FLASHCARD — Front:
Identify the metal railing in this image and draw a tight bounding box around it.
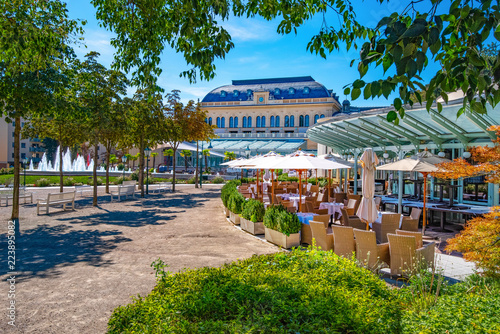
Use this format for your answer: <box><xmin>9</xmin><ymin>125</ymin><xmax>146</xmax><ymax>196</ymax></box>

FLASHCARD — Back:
<box><xmin>29</xmin><ymin>147</ymin><xmax>45</xmax><ymax>152</ymax></box>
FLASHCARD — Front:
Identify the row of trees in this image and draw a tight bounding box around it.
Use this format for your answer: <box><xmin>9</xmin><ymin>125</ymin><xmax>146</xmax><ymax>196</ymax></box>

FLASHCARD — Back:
<box><xmin>1</xmin><ymin>1</ymin><xmax>215</xmax><ymax>226</ymax></box>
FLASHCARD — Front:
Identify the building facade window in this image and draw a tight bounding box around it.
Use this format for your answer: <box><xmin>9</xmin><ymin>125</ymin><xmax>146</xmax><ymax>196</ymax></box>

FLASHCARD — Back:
<box><xmin>261</xmin><ymin>116</ymin><xmax>266</xmax><ymax>127</ymax></box>
<box><xmin>275</xmin><ymin>116</ymin><xmax>280</xmax><ymax>127</ymax></box>
<box><xmin>221</xmin><ymin>117</ymin><xmax>225</xmax><ymax>128</ymax></box>
<box><xmin>285</xmin><ymin>115</ymin><xmax>290</xmax><ymax>127</ymax></box>
<box><xmin>247</xmin><ymin>116</ymin><xmax>252</xmax><ymax>127</ymax></box>
<box><xmin>304</xmin><ymin>87</ymin><xmax>310</xmax><ymax>94</ymax></box>
<box><xmin>205</xmin><ymin>118</ymin><xmax>208</xmax><ymax>124</ymax></box>
<box><xmin>221</xmin><ymin>90</ymin><xmax>226</xmax><ymax>97</ymax></box>
<box><xmin>229</xmin><ymin>117</ymin><xmax>234</xmax><ymax>127</ymax></box>
<box><xmin>290</xmin><ymin>115</ymin><xmax>295</xmax><ymax>127</ymax></box>
<box><xmin>216</xmin><ymin>117</ymin><xmax>221</xmax><ymax>128</ymax></box>
<box><xmin>208</xmin><ymin>117</ymin><xmax>212</xmax><ymax>125</ymax></box>
<box><xmin>320</xmin><ymin>114</ymin><xmax>325</xmax><ymax>118</ymax></box>
<box><xmin>21</xmin><ymin>153</ymin><xmax>26</xmax><ymax>159</ymax></box>
<box><xmin>289</xmin><ymin>87</ymin><xmax>295</xmax><ymax>94</ymax></box>
<box><xmin>314</xmin><ymin>115</ymin><xmax>319</xmax><ymax>124</ymax></box>
<box><xmin>270</xmin><ymin>116</ymin><xmax>275</xmax><ymax>127</ymax></box>
<box><xmin>243</xmin><ymin>117</ymin><xmax>247</xmax><ymax>128</ymax></box>
<box><xmin>275</xmin><ymin>88</ymin><xmax>280</xmax><ymax>95</ymax></box>
<box><xmin>233</xmin><ymin>90</ymin><xmax>239</xmax><ymax>97</ymax></box>
<box><xmin>21</xmin><ymin>143</ymin><xmax>25</xmax><ymax>148</ymax></box>
<box><xmin>256</xmin><ymin>116</ymin><xmax>261</xmax><ymax>128</ymax></box>
<box><xmin>234</xmin><ymin>117</ymin><xmax>238</xmax><ymax>127</ymax></box>
<box><xmin>299</xmin><ymin>115</ymin><xmax>304</xmax><ymax>127</ymax></box>
<box><xmin>305</xmin><ymin>115</ymin><xmax>310</xmax><ymax>127</ymax></box>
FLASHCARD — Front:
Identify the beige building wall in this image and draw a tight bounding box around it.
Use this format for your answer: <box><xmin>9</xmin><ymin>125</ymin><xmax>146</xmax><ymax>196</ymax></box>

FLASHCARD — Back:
<box><xmin>0</xmin><ymin>117</ymin><xmax>36</xmax><ymax>168</ymax></box>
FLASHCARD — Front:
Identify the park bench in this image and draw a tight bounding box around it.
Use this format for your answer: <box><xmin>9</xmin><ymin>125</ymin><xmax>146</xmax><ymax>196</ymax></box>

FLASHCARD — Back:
<box><xmin>110</xmin><ymin>184</ymin><xmax>136</xmax><ymax>201</ymax></box>
<box><xmin>0</xmin><ymin>188</ymin><xmax>33</xmax><ymax>206</ymax></box>
<box><xmin>75</xmin><ymin>184</ymin><xmax>92</xmax><ymax>197</ymax></box>
<box><xmin>150</xmin><ymin>182</ymin><xmax>171</xmax><ymax>193</ymax></box>
<box><xmin>37</xmin><ymin>191</ymin><xmax>76</xmax><ymax>215</ymax></box>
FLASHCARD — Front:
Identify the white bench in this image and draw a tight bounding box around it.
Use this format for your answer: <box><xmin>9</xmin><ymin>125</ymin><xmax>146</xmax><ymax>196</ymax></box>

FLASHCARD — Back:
<box><xmin>75</xmin><ymin>185</ymin><xmax>92</xmax><ymax>197</ymax></box>
<box><xmin>37</xmin><ymin>191</ymin><xmax>76</xmax><ymax>215</ymax></box>
<box><xmin>122</xmin><ymin>180</ymin><xmax>137</xmax><ymax>188</ymax></box>
<box><xmin>0</xmin><ymin>189</ymin><xmax>33</xmax><ymax>206</ymax></box>
<box><xmin>150</xmin><ymin>182</ymin><xmax>171</xmax><ymax>193</ymax></box>
<box><xmin>110</xmin><ymin>185</ymin><xmax>136</xmax><ymax>201</ymax></box>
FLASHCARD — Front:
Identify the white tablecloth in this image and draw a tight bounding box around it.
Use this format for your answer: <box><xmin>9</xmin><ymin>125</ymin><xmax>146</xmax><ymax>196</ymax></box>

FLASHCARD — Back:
<box><xmin>319</xmin><ymin>202</ymin><xmax>344</xmax><ymax>216</ymax></box>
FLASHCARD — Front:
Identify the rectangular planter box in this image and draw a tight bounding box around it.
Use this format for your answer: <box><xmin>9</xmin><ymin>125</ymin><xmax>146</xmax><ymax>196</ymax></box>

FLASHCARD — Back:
<box><xmin>265</xmin><ymin>227</ymin><xmax>300</xmax><ymax>249</ymax></box>
<box><xmin>223</xmin><ymin>205</ymin><xmax>230</xmax><ymax>218</ymax></box>
<box><xmin>229</xmin><ymin>210</ymin><xmax>240</xmax><ymax>225</ymax></box>
<box><xmin>240</xmin><ymin>217</ymin><xmax>265</xmax><ymax>235</ymax></box>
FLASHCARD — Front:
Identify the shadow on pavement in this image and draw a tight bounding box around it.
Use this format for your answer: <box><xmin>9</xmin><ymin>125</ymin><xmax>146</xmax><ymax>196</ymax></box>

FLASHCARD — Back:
<box><xmin>0</xmin><ymin>224</ymin><xmax>131</xmax><ymax>282</ymax></box>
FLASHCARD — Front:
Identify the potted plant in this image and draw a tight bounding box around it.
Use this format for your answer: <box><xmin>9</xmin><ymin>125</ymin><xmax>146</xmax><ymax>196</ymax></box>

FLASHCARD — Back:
<box><xmin>263</xmin><ymin>205</ymin><xmax>301</xmax><ymax>249</ymax></box>
<box><xmin>240</xmin><ymin>199</ymin><xmax>266</xmax><ymax>235</ymax></box>
<box><xmin>228</xmin><ymin>191</ymin><xmax>245</xmax><ymax>225</ymax></box>
<box><xmin>221</xmin><ymin>181</ymin><xmax>238</xmax><ymax>217</ymax></box>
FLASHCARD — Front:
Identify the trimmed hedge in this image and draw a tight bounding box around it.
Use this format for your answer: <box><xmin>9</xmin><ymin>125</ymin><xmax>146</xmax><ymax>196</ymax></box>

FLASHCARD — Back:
<box><xmin>263</xmin><ymin>205</ymin><xmax>301</xmax><ymax>236</ymax></box>
<box><xmin>108</xmin><ymin>249</ymin><xmax>401</xmax><ymax>333</ymax></box>
<box><xmin>227</xmin><ymin>191</ymin><xmax>245</xmax><ymax>214</ymax></box>
<box><xmin>241</xmin><ymin>199</ymin><xmax>265</xmax><ymax>222</ymax></box>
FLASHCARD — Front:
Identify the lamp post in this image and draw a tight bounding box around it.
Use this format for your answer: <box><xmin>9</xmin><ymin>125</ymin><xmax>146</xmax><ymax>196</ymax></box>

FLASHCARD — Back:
<box><xmin>22</xmin><ymin>158</ymin><xmax>27</xmax><ymax>188</ymax></box>
<box><xmin>245</xmin><ymin>145</ymin><xmax>251</xmax><ymax>180</ymax></box>
<box><xmin>121</xmin><ymin>155</ymin><xmax>127</xmax><ymax>180</ymax></box>
<box><xmin>199</xmin><ymin>141</ymin><xmax>213</xmax><ymax>188</ymax></box>
<box><xmin>144</xmin><ymin>147</ymin><xmax>151</xmax><ymax>194</ymax></box>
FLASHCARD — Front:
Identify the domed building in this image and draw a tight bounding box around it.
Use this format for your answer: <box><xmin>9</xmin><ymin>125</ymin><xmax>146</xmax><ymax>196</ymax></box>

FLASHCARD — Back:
<box><xmin>199</xmin><ymin>76</ymin><xmax>342</xmax><ymax>157</ymax></box>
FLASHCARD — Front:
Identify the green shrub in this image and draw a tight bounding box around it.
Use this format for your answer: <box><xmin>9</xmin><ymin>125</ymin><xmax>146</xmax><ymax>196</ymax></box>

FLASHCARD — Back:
<box><xmin>401</xmin><ymin>275</ymin><xmax>500</xmax><ymax>333</ymax></box>
<box><xmin>186</xmin><ymin>176</ymin><xmax>196</xmax><ymax>184</ymax></box>
<box><xmin>130</xmin><ymin>171</ymin><xmax>139</xmax><ymax>181</ymax></box>
<box><xmin>276</xmin><ymin>209</ymin><xmax>301</xmax><ymax>236</ymax></box>
<box><xmin>88</xmin><ymin>177</ymin><xmax>103</xmax><ymax>186</ymax></box>
<box><xmin>241</xmin><ymin>199</ymin><xmax>265</xmax><ymax>222</ymax></box>
<box><xmin>221</xmin><ymin>183</ymin><xmax>236</xmax><ymax>207</ymax></box>
<box><xmin>108</xmin><ymin>249</ymin><xmax>401</xmax><ymax>333</ymax></box>
<box><xmin>63</xmin><ymin>177</ymin><xmax>76</xmax><ymax>186</ymax></box>
<box><xmin>277</xmin><ymin>174</ymin><xmax>298</xmax><ymax>182</ymax></box>
<box><xmin>113</xmin><ymin>176</ymin><xmax>131</xmax><ymax>185</ymax></box>
<box><xmin>0</xmin><ymin>167</ymin><xmax>14</xmax><ymax>175</ymax></box>
<box><xmin>211</xmin><ymin>176</ymin><xmax>224</xmax><ymax>184</ymax></box>
<box><xmin>228</xmin><ymin>191</ymin><xmax>245</xmax><ymax>214</ymax></box>
<box><xmin>35</xmin><ymin>178</ymin><xmax>51</xmax><ymax>187</ymax></box>
<box><xmin>117</xmin><ymin>163</ymin><xmax>125</xmax><ymax>171</ymax></box>
<box><xmin>263</xmin><ymin>205</ymin><xmax>286</xmax><ymax>231</ymax></box>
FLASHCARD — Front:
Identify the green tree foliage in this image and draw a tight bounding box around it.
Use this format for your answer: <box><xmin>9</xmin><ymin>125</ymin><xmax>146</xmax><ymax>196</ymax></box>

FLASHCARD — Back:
<box><xmin>92</xmin><ymin>0</ymin><xmax>500</xmax><ymax>122</ymax></box>
<box><xmin>120</xmin><ymin>90</ymin><xmax>168</xmax><ymax>197</ymax></box>
<box><xmin>0</xmin><ymin>0</ymin><xmax>83</xmax><ymax>221</ymax></box>
<box><xmin>151</xmin><ymin>152</ymin><xmax>158</xmax><ymax>169</ymax></box>
<box><xmin>76</xmin><ymin>52</ymin><xmax>128</xmax><ymax>206</ymax></box>
<box><xmin>224</xmin><ymin>151</ymin><xmax>236</xmax><ymax>161</ymax></box>
<box><xmin>180</xmin><ymin>149</ymin><xmax>192</xmax><ymax>172</ymax></box>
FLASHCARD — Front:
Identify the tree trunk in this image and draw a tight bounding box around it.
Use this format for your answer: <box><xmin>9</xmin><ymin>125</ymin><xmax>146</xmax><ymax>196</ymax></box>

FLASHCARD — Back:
<box><xmin>105</xmin><ymin>144</ymin><xmax>110</xmax><ymax>193</ymax></box>
<box><xmin>152</xmin><ymin>156</ymin><xmax>156</xmax><ymax>170</ymax></box>
<box><xmin>195</xmin><ymin>142</ymin><xmax>199</xmax><ymax>188</ymax></box>
<box><xmin>93</xmin><ymin>138</ymin><xmax>99</xmax><ymax>206</ymax></box>
<box><xmin>139</xmin><ymin>136</ymin><xmax>145</xmax><ymax>198</ymax></box>
<box><xmin>184</xmin><ymin>156</ymin><xmax>188</xmax><ymax>172</ymax></box>
<box><xmin>11</xmin><ymin>117</ymin><xmax>21</xmax><ymax>222</ymax></box>
<box><xmin>59</xmin><ymin>140</ymin><xmax>64</xmax><ymax>193</ymax></box>
<box><xmin>172</xmin><ymin>149</ymin><xmax>177</xmax><ymax>192</ymax></box>
<box><xmin>204</xmin><ymin>155</ymin><xmax>208</xmax><ymax>174</ymax></box>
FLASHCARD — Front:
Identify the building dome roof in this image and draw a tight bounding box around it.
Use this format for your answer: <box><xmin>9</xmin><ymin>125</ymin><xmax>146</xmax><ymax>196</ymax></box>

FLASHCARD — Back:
<box><xmin>202</xmin><ymin>76</ymin><xmax>332</xmax><ymax>103</ymax></box>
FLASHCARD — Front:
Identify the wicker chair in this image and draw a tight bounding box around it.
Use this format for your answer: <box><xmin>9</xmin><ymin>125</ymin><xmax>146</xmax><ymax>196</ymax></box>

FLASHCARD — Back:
<box><xmin>310</xmin><ymin>221</ymin><xmax>334</xmax><ymax>251</ymax></box>
<box><xmin>400</xmin><ymin>218</ymin><xmax>419</xmax><ymax>232</ymax></box>
<box><xmin>347</xmin><ymin>194</ymin><xmax>362</xmax><ymax>213</ymax></box>
<box><xmin>396</xmin><ymin>230</ymin><xmax>423</xmax><ymax>248</ymax></box>
<box><xmin>406</xmin><ymin>207</ymin><xmax>422</xmax><ymax>220</ymax></box>
<box><xmin>345</xmin><ymin>199</ymin><xmax>358</xmax><ymax>216</ymax></box>
<box><xmin>387</xmin><ymin>233</ymin><xmax>435</xmax><ymax>276</ymax></box>
<box><xmin>313</xmin><ymin>214</ymin><xmax>330</xmax><ymax>228</ymax></box>
<box><xmin>340</xmin><ymin>208</ymin><xmax>367</xmax><ymax>230</ymax></box>
<box><xmin>314</xmin><ymin>208</ymin><xmax>329</xmax><ymax>215</ymax></box>
<box><xmin>301</xmin><ymin>223</ymin><xmax>313</xmax><ymax>245</ymax></box>
<box><xmin>372</xmin><ymin>213</ymin><xmax>401</xmax><ymax>243</ymax></box>
<box><xmin>305</xmin><ymin>201</ymin><xmax>315</xmax><ymax>213</ymax></box>
<box><xmin>331</xmin><ymin>225</ymin><xmax>356</xmax><ymax>258</ymax></box>
<box><xmin>353</xmin><ymin>229</ymin><xmax>390</xmax><ymax>270</ymax></box>
<box><xmin>334</xmin><ymin>192</ymin><xmax>347</xmax><ymax>203</ymax></box>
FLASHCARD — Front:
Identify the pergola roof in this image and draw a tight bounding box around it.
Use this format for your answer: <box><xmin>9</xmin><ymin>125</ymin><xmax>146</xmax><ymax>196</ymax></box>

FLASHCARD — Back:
<box><xmin>307</xmin><ymin>97</ymin><xmax>499</xmax><ymax>154</ymax></box>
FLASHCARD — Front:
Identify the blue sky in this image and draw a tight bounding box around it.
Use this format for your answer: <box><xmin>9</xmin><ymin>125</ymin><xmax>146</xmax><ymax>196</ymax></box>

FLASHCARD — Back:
<box><xmin>66</xmin><ymin>0</ymin><xmax>440</xmax><ymax>107</ymax></box>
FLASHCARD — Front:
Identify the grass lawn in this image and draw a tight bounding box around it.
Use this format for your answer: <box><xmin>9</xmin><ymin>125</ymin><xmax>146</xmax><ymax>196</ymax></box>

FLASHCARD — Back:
<box><xmin>0</xmin><ymin>174</ymin><xmax>120</xmax><ymax>186</ymax></box>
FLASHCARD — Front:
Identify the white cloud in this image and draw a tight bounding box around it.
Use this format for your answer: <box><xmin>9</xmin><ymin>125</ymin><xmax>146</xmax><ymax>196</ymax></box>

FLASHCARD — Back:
<box><xmin>223</xmin><ymin>19</ymin><xmax>280</xmax><ymax>42</ymax></box>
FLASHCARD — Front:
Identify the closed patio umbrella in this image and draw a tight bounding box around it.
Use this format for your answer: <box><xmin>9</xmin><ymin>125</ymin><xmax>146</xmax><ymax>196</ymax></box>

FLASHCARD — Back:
<box><xmin>356</xmin><ymin>148</ymin><xmax>379</xmax><ymax>229</ymax></box>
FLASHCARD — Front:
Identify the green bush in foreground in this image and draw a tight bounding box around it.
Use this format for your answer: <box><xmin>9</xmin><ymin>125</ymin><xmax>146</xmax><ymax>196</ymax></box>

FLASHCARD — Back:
<box><xmin>211</xmin><ymin>176</ymin><xmax>224</xmax><ymax>183</ymax></box>
<box><xmin>108</xmin><ymin>249</ymin><xmax>401</xmax><ymax>333</ymax></box>
<box><xmin>263</xmin><ymin>205</ymin><xmax>301</xmax><ymax>236</ymax></box>
<box><xmin>63</xmin><ymin>177</ymin><xmax>76</xmax><ymax>186</ymax></box>
<box><xmin>35</xmin><ymin>178</ymin><xmax>51</xmax><ymax>187</ymax></box>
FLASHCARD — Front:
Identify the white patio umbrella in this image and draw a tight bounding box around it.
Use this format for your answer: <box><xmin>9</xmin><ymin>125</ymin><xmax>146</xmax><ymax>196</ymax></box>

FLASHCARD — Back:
<box><xmin>356</xmin><ymin>148</ymin><xmax>379</xmax><ymax>229</ymax></box>
<box><xmin>376</xmin><ymin>150</ymin><xmax>449</xmax><ymax>233</ymax></box>
<box><xmin>256</xmin><ymin>151</ymin><xmax>352</xmax><ymax>211</ymax></box>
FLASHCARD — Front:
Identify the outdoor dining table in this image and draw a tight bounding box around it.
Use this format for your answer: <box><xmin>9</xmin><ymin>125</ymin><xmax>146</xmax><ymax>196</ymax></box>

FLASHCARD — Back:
<box><xmin>296</xmin><ymin>212</ymin><xmax>318</xmax><ymax>224</ymax></box>
<box><xmin>319</xmin><ymin>202</ymin><xmax>344</xmax><ymax>217</ymax></box>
